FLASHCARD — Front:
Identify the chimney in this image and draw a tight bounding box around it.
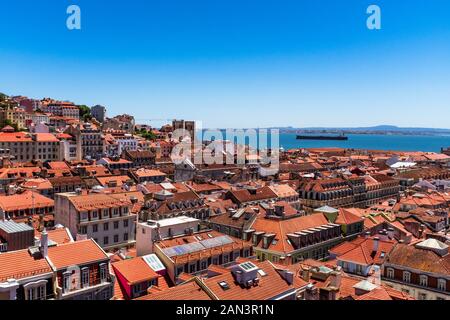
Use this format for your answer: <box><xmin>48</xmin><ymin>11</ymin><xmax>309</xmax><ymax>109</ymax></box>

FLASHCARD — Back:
<box><xmin>265</xmin><ymin>207</ymin><xmax>274</xmax><ymax>217</ymax></box>
<box><xmin>281</xmin><ymin>270</ymin><xmax>294</xmax><ymax>285</ymax></box>
<box><xmin>40</xmin><ymin>228</ymin><xmax>48</xmax><ymax>258</ymax></box>
<box><xmin>329</xmin><ymin>270</ymin><xmax>342</xmax><ymax>289</ymax></box>
<box><xmin>301</xmin><ymin>267</ymin><xmax>310</xmax><ymax>281</ymax></box>
<box><xmin>372</xmin><ymin>237</ymin><xmax>379</xmax><ymax>253</ymax></box>
<box><xmin>130</xmin><ymin>196</ymin><xmax>138</xmax><ymax>204</ymax></box>
<box><xmin>38</xmin><ymin>214</ymin><xmax>44</xmax><ymax>232</ymax></box>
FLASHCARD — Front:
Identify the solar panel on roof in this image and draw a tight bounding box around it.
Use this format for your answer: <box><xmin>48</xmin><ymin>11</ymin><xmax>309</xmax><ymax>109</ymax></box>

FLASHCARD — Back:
<box><xmin>240</xmin><ymin>262</ymin><xmax>257</xmax><ymax>271</ymax></box>
<box><xmin>162</xmin><ymin>235</ymin><xmax>235</xmax><ymax>257</ymax></box>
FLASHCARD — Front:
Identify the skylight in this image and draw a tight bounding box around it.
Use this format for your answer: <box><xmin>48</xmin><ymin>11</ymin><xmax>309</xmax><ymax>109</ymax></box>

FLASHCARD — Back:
<box><xmin>218</xmin><ymin>281</ymin><xmax>230</xmax><ymax>290</ymax></box>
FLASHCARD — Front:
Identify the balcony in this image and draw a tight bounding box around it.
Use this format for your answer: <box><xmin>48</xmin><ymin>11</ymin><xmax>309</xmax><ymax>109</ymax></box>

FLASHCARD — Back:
<box><xmin>55</xmin><ymin>276</ymin><xmax>114</xmax><ymax>300</ymax></box>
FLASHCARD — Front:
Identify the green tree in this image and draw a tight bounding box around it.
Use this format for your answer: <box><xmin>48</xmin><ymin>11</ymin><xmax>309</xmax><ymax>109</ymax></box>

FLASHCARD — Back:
<box><xmin>77</xmin><ymin>104</ymin><xmax>91</xmax><ymax>119</ymax></box>
<box><xmin>0</xmin><ymin>93</ymin><xmax>7</xmax><ymax>102</ymax></box>
<box><xmin>3</xmin><ymin>119</ymin><xmax>19</xmax><ymax>132</ymax></box>
<box><xmin>142</xmin><ymin>131</ymin><xmax>157</xmax><ymax>141</ymax></box>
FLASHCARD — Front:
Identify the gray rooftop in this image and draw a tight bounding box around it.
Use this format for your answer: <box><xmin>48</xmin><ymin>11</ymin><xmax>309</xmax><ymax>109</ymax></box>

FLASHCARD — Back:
<box><xmin>0</xmin><ymin>220</ymin><xmax>34</xmax><ymax>234</ymax></box>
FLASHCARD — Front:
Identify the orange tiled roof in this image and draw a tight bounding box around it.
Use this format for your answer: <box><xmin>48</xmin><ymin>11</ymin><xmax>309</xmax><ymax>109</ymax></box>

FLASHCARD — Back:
<box><xmin>95</xmin><ymin>175</ymin><xmax>131</xmax><ymax>187</ymax></box>
<box><xmin>34</xmin><ymin>133</ymin><xmax>59</xmax><ymax>142</ymax></box>
<box><xmin>251</xmin><ymin>213</ymin><xmax>330</xmax><ymax>253</ymax></box>
<box><xmin>36</xmin><ymin>227</ymin><xmax>73</xmax><ymax>245</ymax></box>
<box><xmin>133</xmin><ymin>168</ymin><xmax>167</xmax><ymax>178</ymax></box>
<box><xmin>335</xmin><ymin>208</ymin><xmax>365</xmax><ymax>225</ymax></box>
<box><xmin>66</xmin><ymin>191</ymin><xmax>143</xmax><ymax>211</ymax></box>
<box><xmin>137</xmin><ymin>278</ymin><xmax>213</xmax><ymax>300</ymax></box>
<box><xmin>204</xmin><ymin>260</ymin><xmax>295</xmax><ymax>300</ymax></box>
<box><xmin>0</xmin><ymin>249</ymin><xmax>52</xmax><ymax>282</ymax></box>
<box><xmin>21</xmin><ymin>178</ymin><xmax>52</xmax><ymax>190</ymax></box>
<box><xmin>0</xmin><ymin>132</ymin><xmax>33</xmax><ymax>142</ymax></box>
<box><xmin>331</xmin><ymin>237</ymin><xmax>395</xmax><ymax>266</ymax></box>
<box><xmin>47</xmin><ymin>239</ymin><xmax>108</xmax><ymax>270</ymax></box>
<box><xmin>47</xmin><ymin>161</ymin><xmax>70</xmax><ymax>170</ymax></box>
<box><xmin>112</xmin><ymin>257</ymin><xmax>159</xmax><ymax>285</ymax></box>
<box><xmin>0</xmin><ymin>191</ymin><xmax>54</xmax><ymax>212</ymax></box>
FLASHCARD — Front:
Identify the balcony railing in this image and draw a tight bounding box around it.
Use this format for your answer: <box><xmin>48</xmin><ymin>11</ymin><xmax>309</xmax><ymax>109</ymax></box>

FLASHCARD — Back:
<box><xmin>56</xmin><ymin>276</ymin><xmax>113</xmax><ymax>299</ymax></box>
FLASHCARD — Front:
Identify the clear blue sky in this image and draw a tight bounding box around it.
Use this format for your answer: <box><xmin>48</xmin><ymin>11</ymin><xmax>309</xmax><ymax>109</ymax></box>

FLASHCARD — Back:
<box><xmin>1</xmin><ymin>0</ymin><xmax>450</xmax><ymax>128</ymax></box>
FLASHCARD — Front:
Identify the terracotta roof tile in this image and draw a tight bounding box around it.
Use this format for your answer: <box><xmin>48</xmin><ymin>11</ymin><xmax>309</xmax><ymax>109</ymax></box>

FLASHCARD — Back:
<box><xmin>47</xmin><ymin>239</ymin><xmax>108</xmax><ymax>270</ymax></box>
<box><xmin>112</xmin><ymin>257</ymin><xmax>159</xmax><ymax>285</ymax></box>
<box><xmin>0</xmin><ymin>249</ymin><xmax>52</xmax><ymax>282</ymax></box>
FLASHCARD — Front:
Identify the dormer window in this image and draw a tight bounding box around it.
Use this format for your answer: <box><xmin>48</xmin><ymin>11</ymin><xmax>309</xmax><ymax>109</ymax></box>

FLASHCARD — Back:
<box><xmin>437</xmin><ymin>279</ymin><xmax>446</xmax><ymax>291</ymax></box>
<box><xmin>63</xmin><ymin>271</ymin><xmax>71</xmax><ymax>293</ymax></box>
<box><xmin>386</xmin><ymin>268</ymin><xmax>394</xmax><ymax>279</ymax></box>
<box><xmin>100</xmin><ymin>263</ymin><xmax>107</xmax><ymax>283</ymax></box>
<box><xmin>81</xmin><ymin>267</ymin><xmax>90</xmax><ymax>288</ymax></box>
<box><xmin>403</xmin><ymin>271</ymin><xmax>411</xmax><ymax>283</ymax></box>
<box><xmin>80</xmin><ymin>212</ymin><xmax>88</xmax><ymax>221</ymax></box>
<box><xmin>102</xmin><ymin>209</ymin><xmax>109</xmax><ymax>218</ymax></box>
<box><xmin>113</xmin><ymin>208</ymin><xmax>120</xmax><ymax>216</ymax></box>
<box><xmin>419</xmin><ymin>275</ymin><xmax>428</xmax><ymax>287</ymax></box>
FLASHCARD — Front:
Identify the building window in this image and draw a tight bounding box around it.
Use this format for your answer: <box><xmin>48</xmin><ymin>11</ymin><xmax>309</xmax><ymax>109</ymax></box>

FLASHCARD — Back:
<box><xmin>419</xmin><ymin>275</ymin><xmax>428</xmax><ymax>287</ymax></box>
<box><xmin>81</xmin><ymin>268</ymin><xmax>89</xmax><ymax>288</ymax></box>
<box><xmin>437</xmin><ymin>279</ymin><xmax>446</xmax><ymax>292</ymax></box>
<box><xmin>124</xmin><ymin>233</ymin><xmax>128</xmax><ymax>241</ymax></box>
<box><xmin>103</xmin><ymin>222</ymin><xmax>109</xmax><ymax>231</ymax></box>
<box><xmin>123</xmin><ymin>220</ymin><xmax>129</xmax><ymax>228</ymax></box>
<box><xmin>355</xmin><ymin>264</ymin><xmax>363</xmax><ymax>274</ymax></box>
<box><xmin>91</xmin><ymin>210</ymin><xmax>98</xmax><ymax>219</ymax></box>
<box><xmin>386</xmin><ymin>268</ymin><xmax>394</xmax><ymax>279</ymax></box>
<box><xmin>113</xmin><ymin>208</ymin><xmax>119</xmax><ymax>216</ymax></box>
<box><xmin>80</xmin><ymin>212</ymin><xmax>88</xmax><ymax>221</ymax></box>
<box><xmin>79</xmin><ymin>226</ymin><xmax>87</xmax><ymax>234</ymax></box>
<box><xmin>63</xmin><ymin>272</ymin><xmax>71</xmax><ymax>293</ymax></box>
<box><xmin>104</xmin><ymin>236</ymin><xmax>109</xmax><ymax>245</ymax></box>
<box><xmin>27</xmin><ymin>288</ymin><xmax>34</xmax><ymax>300</ymax></box>
<box><xmin>114</xmin><ymin>235</ymin><xmax>119</xmax><ymax>243</ymax></box>
<box><xmin>403</xmin><ymin>271</ymin><xmax>411</xmax><ymax>283</ymax></box>
<box><xmin>102</xmin><ymin>209</ymin><xmax>109</xmax><ymax>218</ymax></box>
<box><xmin>114</xmin><ymin>221</ymin><xmax>119</xmax><ymax>229</ymax></box>
<box><xmin>92</xmin><ymin>224</ymin><xmax>98</xmax><ymax>233</ymax></box>
<box><xmin>123</xmin><ymin>206</ymin><xmax>129</xmax><ymax>214</ymax></box>
<box><xmin>37</xmin><ymin>286</ymin><xmax>45</xmax><ymax>300</ymax></box>
<box><xmin>100</xmin><ymin>263</ymin><xmax>107</xmax><ymax>283</ymax></box>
